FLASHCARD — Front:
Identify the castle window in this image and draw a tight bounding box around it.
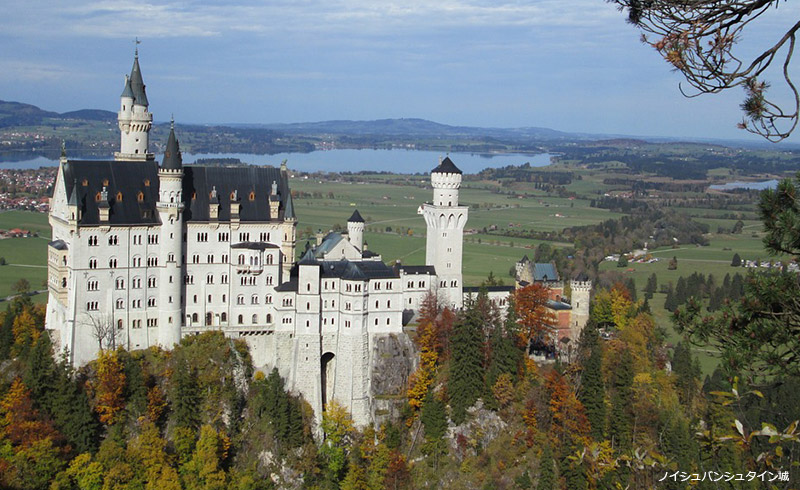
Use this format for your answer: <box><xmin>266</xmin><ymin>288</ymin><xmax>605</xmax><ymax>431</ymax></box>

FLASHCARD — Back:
<box><xmin>230</xmin><ymin>191</ymin><xmax>237</xmax><ymax>200</ymax></box>
<box><xmin>108</xmin><ymin>258</ymin><xmax>117</xmax><ymax>269</ymax></box>
<box><xmin>252</xmin><ymin>314</ymin><xmax>258</xmax><ymax>324</ymax></box>
<box><xmin>252</xmin><ymin>295</ymin><xmax>259</xmax><ymax>305</ymax></box>
<box><xmin>388</xmin><ymin>300</ymin><xmax>391</xmax><ymax>308</ymax></box>
<box><xmin>144</xmin><ymin>179</ymin><xmax>150</xmax><ymax>187</ymax></box>
<box><xmin>207</xmin><ymin>254</ymin><xmax>214</xmax><ymax>263</ymax></box>
<box><xmin>265</xmin><ymin>295</ymin><xmax>272</xmax><ymax>304</ymax></box>
<box><xmin>307</xmin><ymin>284</ymin><xmax>311</xmax><ymax>292</ymax></box>
<box><xmin>266</xmin><ymin>254</ymin><xmax>273</xmax><ymax>265</ymax></box>
<box><xmin>375</xmin><ymin>318</ymin><xmax>379</xmax><ymax>326</ymax></box>
<box><xmin>206</xmin><ymin>313</ymin><xmax>212</xmax><ymax>326</ymax></box>
<box><xmin>148</xmin><ymin>276</ymin><xmax>157</xmax><ymax>288</ymax></box>
<box><xmin>87</xmin><ymin>280</ymin><xmax>99</xmax><ymax>291</ymax></box>
<box><xmin>147</xmin><ymin>256</ymin><xmax>158</xmax><ymax>267</ymax></box>
<box><xmin>88</xmin><ymin>235</ymin><xmax>98</xmax><ymax>246</ymax></box>
<box><xmin>116</xmin><ymin>299</ymin><xmax>124</xmax><ymax>309</ymax></box>
<box><xmin>115</xmin><ymin>278</ymin><xmax>124</xmax><ymax>290</ymax></box>
<box><xmin>249</xmin><ymin>191</ymin><xmax>255</xmax><ymax>201</ymax></box>
<box><xmin>386</xmin><ymin>318</ymin><xmax>390</xmax><ymax>325</ymax></box>
<box><xmin>193</xmin><ymin>295</ymin><xmax>198</xmax><ymax>304</ymax></box>
<box><xmin>88</xmin><ymin>258</ymin><xmax>97</xmax><ymax>269</ymax></box>
<box><xmin>206</xmin><ymin>274</ymin><xmax>214</xmax><ymax>284</ymax></box>
<box><xmin>147</xmin><ymin>297</ymin><xmax>156</xmax><ymax>307</ymax></box>
<box><xmin>192</xmin><ymin>254</ymin><xmax>200</xmax><ymax>264</ymax></box>
<box><xmin>237</xmin><ymin>295</ymin><xmax>245</xmax><ymax>305</ymax></box>
<box><xmin>82</xmin><ymin>178</ymin><xmax>88</xmax><ymax>187</ymax></box>
<box><xmin>345</xmin><ymin>302</ymin><xmax>351</xmax><ymax>311</ymax></box>
<box><xmin>192</xmin><ymin>313</ymin><xmax>198</xmax><ymax>323</ymax></box>
<box><xmin>132</xmin><ymin>256</ymin><xmax>142</xmax><ymax>267</ymax></box>
<box><xmin>138</xmin><ymin>191</ymin><xmax>144</xmax><ymax>202</ymax></box>
<box><xmin>266</xmin><ymin>314</ymin><xmax>272</xmax><ymax>323</ymax></box>
<box><xmin>86</xmin><ymin>301</ymin><xmax>98</xmax><ymax>311</ymax></box>
<box><xmin>221</xmin><ymin>312</ymin><xmax>227</xmax><ymax>323</ymax></box>
<box><xmin>375</xmin><ymin>300</ymin><xmax>379</xmax><ymax>308</ymax></box>
<box><xmin>221</xmin><ymin>274</ymin><xmax>228</xmax><ymax>284</ymax></box>
<box><xmin>222</xmin><ymin>294</ymin><xmax>226</xmax><ymax>303</ymax></box>
<box><xmin>266</xmin><ymin>276</ymin><xmax>273</xmax><ymax>286</ymax></box>
<box><xmin>61</xmin><ymin>278</ymin><xmax>67</xmax><ymax>288</ymax></box>
<box><xmin>238</xmin><ymin>254</ymin><xmax>245</xmax><ymax>265</ymax></box>
<box><xmin>168</xmin><ymin>253</ymin><xmax>174</xmax><ymax>262</ymax></box>
<box><xmin>132</xmin><ymin>277</ymin><xmax>141</xmax><ymax>289</ymax></box>
<box><xmin>238</xmin><ymin>315</ymin><xmax>243</xmax><ymax>325</ymax></box>
<box><xmin>222</xmin><ymin>254</ymin><xmax>229</xmax><ymax>263</ymax></box>
<box><xmin>102</xmin><ymin>179</ymin><xmax>109</xmax><ymax>187</ymax></box>
<box><xmin>108</xmin><ymin>235</ymin><xmax>118</xmax><ymax>245</ymax></box>
<box><xmin>345</xmin><ymin>320</ymin><xmax>351</xmax><ymax>328</ymax></box>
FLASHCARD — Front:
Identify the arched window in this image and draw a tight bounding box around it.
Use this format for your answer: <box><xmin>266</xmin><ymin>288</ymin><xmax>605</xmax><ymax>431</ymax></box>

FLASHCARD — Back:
<box><xmin>117</xmin><ymin>319</ymin><xmax>123</xmax><ymax>329</ymax></box>
<box><xmin>220</xmin><ymin>312</ymin><xmax>227</xmax><ymax>323</ymax></box>
<box><xmin>252</xmin><ymin>314</ymin><xmax>258</xmax><ymax>324</ymax></box>
<box><xmin>238</xmin><ymin>315</ymin><xmax>243</xmax><ymax>325</ymax></box>
<box><xmin>266</xmin><ymin>314</ymin><xmax>272</xmax><ymax>323</ymax></box>
<box><xmin>206</xmin><ymin>312</ymin><xmax>212</xmax><ymax>326</ymax></box>
<box><xmin>192</xmin><ymin>313</ymin><xmax>198</xmax><ymax>323</ymax></box>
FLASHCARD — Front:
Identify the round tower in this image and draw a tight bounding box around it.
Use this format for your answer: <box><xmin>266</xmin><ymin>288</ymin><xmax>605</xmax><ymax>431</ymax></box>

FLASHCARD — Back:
<box><xmin>418</xmin><ymin>157</ymin><xmax>468</xmax><ymax>308</ymax></box>
<box><xmin>347</xmin><ymin>209</ymin><xmax>365</xmax><ymax>251</ymax></box>
<box><xmin>569</xmin><ymin>273</ymin><xmax>592</xmax><ymax>338</ymax></box>
<box><xmin>156</xmin><ymin>122</ymin><xmax>184</xmax><ymax>348</ymax></box>
<box><xmin>116</xmin><ymin>48</ymin><xmax>154</xmax><ymax>161</ymax></box>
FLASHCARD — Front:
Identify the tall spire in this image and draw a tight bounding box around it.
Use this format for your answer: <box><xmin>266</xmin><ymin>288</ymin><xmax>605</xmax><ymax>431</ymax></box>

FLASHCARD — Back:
<box><xmin>161</xmin><ymin>123</ymin><xmax>182</xmax><ymax>171</ymax></box>
<box><xmin>129</xmin><ymin>41</ymin><xmax>148</xmax><ymax>107</ymax></box>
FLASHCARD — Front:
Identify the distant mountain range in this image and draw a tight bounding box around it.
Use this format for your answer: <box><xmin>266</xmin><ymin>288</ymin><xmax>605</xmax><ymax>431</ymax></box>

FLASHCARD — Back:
<box><xmin>0</xmin><ymin>100</ymin><xmax>116</xmax><ymax>127</ymax></box>
<box><xmin>1</xmin><ymin>99</ymin><xmax>796</xmax><ymax>150</ymax></box>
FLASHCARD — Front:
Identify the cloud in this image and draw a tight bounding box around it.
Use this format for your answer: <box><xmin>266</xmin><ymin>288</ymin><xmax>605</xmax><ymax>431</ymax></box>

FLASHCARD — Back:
<box><xmin>0</xmin><ymin>60</ymin><xmax>90</xmax><ymax>82</ymax></box>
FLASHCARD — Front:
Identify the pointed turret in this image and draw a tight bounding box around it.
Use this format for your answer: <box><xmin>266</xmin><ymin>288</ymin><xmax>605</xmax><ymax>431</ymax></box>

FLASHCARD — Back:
<box><xmin>116</xmin><ymin>47</ymin><xmax>154</xmax><ymax>161</ymax></box>
<box><xmin>348</xmin><ymin>209</ymin><xmax>365</xmax><ymax>223</ymax></box>
<box><xmin>161</xmin><ymin>122</ymin><xmax>182</xmax><ymax>171</ymax></box>
<box><xmin>347</xmin><ymin>209</ymin><xmax>365</xmax><ymax>251</ymax></box>
<box><xmin>129</xmin><ymin>51</ymin><xmax>149</xmax><ymax>107</ymax></box>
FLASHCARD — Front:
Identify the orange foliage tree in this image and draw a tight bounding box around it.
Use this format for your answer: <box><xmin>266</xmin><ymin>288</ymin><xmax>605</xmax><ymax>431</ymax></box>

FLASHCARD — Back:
<box><xmin>544</xmin><ymin>370</ymin><xmax>590</xmax><ymax>447</ymax></box>
<box><xmin>512</xmin><ymin>284</ymin><xmax>556</xmax><ymax>348</ymax></box>
<box><xmin>91</xmin><ymin>349</ymin><xmax>127</xmax><ymax>425</ymax></box>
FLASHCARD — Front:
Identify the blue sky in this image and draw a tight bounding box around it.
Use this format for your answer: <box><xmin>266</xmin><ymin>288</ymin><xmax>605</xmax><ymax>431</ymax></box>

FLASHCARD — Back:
<box><xmin>2</xmin><ymin>0</ymin><xmax>798</xmax><ymax>143</ymax></box>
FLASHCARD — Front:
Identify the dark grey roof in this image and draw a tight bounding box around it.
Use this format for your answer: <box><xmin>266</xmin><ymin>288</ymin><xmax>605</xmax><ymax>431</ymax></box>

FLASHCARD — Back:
<box><xmin>275</xmin><ymin>278</ymin><xmax>298</xmax><ymax>292</ymax></box>
<box><xmin>547</xmin><ymin>299</ymin><xmax>572</xmax><ymax>311</ymax></box>
<box><xmin>231</xmin><ymin>242</ymin><xmax>280</xmax><ymax>250</ymax></box>
<box><xmin>129</xmin><ymin>55</ymin><xmax>148</xmax><ymax>107</ymax></box>
<box><xmin>290</xmin><ymin>259</ymin><xmax>399</xmax><ymax>281</ymax></box>
<box><xmin>431</xmin><ymin>156</ymin><xmax>462</xmax><ymax>175</ymax></box>
<box><xmin>464</xmin><ymin>285</ymin><xmax>515</xmax><ymax>293</ymax></box>
<box><xmin>61</xmin><ymin>160</ymin><xmax>294</xmax><ymax>226</ymax></box>
<box><xmin>48</xmin><ymin>239</ymin><xmax>68</xmax><ymax>251</ymax></box>
<box><xmin>63</xmin><ymin>160</ymin><xmax>160</xmax><ymax>226</ymax></box>
<box><xmin>362</xmin><ymin>250</ymin><xmax>380</xmax><ymax>258</ymax></box>
<box><xmin>348</xmin><ymin>210</ymin><xmax>365</xmax><ymax>223</ymax></box>
<box><xmin>120</xmin><ymin>75</ymin><xmax>134</xmax><ymax>99</ymax></box>
<box><xmin>399</xmin><ymin>265</ymin><xmax>436</xmax><ymax>275</ymax></box>
<box><xmin>574</xmin><ymin>272</ymin><xmax>590</xmax><ymax>282</ymax></box>
<box><xmin>533</xmin><ymin>263</ymin><xmax>559</xmax><ymax>282</ymax></box>
<box><xmin>520</xmin><ymin>254</ymin><xmax>530</xmax><ymax>263</ymax></box>
<box><xmin>182</xmin><ymin>165</ymin><xmax>294</xmax><ymax>222</ymax></box>
<box><xmin>161</xmin><ymin>126</ymin><xmax>182</xmax><ymax>170</ymax></box>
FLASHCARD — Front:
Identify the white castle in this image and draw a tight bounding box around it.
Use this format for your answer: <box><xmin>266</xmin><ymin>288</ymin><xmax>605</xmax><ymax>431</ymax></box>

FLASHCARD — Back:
<box><xmin>45</xmin><ymin>52</ymin><xmax>590</xmax><ymax>426</ymax></box>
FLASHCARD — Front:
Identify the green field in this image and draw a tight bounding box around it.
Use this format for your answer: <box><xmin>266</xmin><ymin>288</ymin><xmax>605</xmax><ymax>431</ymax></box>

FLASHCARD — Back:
<box><xmin>0</xmin><ymin>211</ymin><xmax>50</xmax><ymax>302</ymax></box>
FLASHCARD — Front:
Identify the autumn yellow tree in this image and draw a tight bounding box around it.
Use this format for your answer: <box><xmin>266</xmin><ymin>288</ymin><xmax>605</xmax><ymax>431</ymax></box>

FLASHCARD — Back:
<box><xmin>90</xmin><ymin>350</ymin><xmax>127</xmax><ymax>425</ymax></box>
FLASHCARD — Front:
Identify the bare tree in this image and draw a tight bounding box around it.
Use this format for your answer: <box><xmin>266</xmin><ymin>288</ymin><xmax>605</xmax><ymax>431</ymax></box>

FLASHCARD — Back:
<box><xmin>610</xmin><ymin>0</ymin><xmax>800</xmax><ymax>141</ymax></box>
<box><xmin>83</xmin><ymin>312</ymin><xmax>119</xmax><ymax>351</ymax></box>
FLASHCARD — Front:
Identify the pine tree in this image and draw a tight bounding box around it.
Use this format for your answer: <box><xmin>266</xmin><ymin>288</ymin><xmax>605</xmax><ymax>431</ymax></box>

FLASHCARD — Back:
<box><xmin>448</xmin><ymin>300</ymin><xmax>486</xmax><ymax>425</ymax></box>
<box><xmin>664</xmin><ymin>283</ymin><xmax>677</xmax><ymax>312</ymax></box>
<box><xmin>644</xmin><ymin>273</ymin><xmax>657</xmax><ymax>300</ymax></box>
<box><xmin>171</xmin><ymin>357</ymin><xmax>201</xmax><ymax>431</ymax></box>
<box><xmin>731</xmin><ymin>252</ymin><xmax>742</xmax><ymax>267</ymax></box>
<box><xmin>536</xmin><ymin>444</ymin><xmax>556</xmax><ymax>490</ymax></box>
<box><xmin>578</xmin><ymin>328</ymin><xmax>605</xmax><ymax>441</ymax></box>
<box><xmin>609</xmin><ymin>349</ymin><xmax>634</xmax><ymax>451</ymax></box>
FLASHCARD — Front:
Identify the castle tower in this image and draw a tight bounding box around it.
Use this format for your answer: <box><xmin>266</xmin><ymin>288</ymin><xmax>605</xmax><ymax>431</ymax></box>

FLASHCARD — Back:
<box><xmin>115</xmin><ymin>48</ymin><xmax>154</xmax><ymax>161</ymax></box>
<box><xmin>569</xmin><ymin>273</ymin><xmax>592</xmax><ymax>340</ymax></box>
<box><xmin>418</xmin><ymin>157</ymin><xmax>468</xmax><ymax>308</ymax></box>
<box><xmin>347</xmin><ymin>209</ymin><xmax>365</xmax><ymax>251</ymax></box>
<box><xmin>156</xmin><ymin>122</ymin><xmax>184</xmax><ymax>348</ymax></box>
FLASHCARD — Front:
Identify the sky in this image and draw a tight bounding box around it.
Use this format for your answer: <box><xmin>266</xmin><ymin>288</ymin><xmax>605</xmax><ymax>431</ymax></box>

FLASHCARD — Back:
<box><xmin>2</xmin><ymin>0</ymin><xmax>799</xmax><ymax>144</ymax></box>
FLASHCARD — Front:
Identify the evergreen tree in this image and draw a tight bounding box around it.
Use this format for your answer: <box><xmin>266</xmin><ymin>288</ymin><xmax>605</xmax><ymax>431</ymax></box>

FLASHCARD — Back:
<box><xmin>51</xmin><ymin>361</ymin><xmax>100</xmax><ymax>455</ymax></box>
<box><xmin>644</xmin><ymin>273</ymin><xmax>657</xmax><ymax>300</ymax></box>
<box><xmin>672</xmin><ymin>342</ymin><xmax>700</xmax><ymax>405</ymax></box>
<box><xmin>171</xmin><ymin>357</ymin><xmax>201</xmax><ymax>431</ymax></box>
<box><xmin>624</xmin><ymin>277</ymin><xmax>637</xmax><ymax>302</ymax></box>
<box><xmin>578</xmin><ymin>328</ymin><xmax>605</xmax><ymax>441</ymax></box>
<box><xmin>609</xmin><ymin>349</ymin><xmax>634</xmax><ymax>450</ymax></box>
<box><xmin>675</xmin><ymin>277</ymin><xmax>688</xmax><ymax>306</ymax></box>
<box><xmin>23</xmin><ymin>333</ymin><xmax>58</xmax><ymax>412</ymax></box>
<box><xmin>536</xmin><ymin>444</ymin><xmax>556</xmax><ymax>490</ymax></box>
<box><xmin>420</xmin><ymin>392</ymin><xmax>448</xmax><ymax>469</ymax></box>
<box><xmin>664</xmin><ymin>283</ymin><xmax>677</xmax><ymax>312</ymax></box>
<box><xmin>448</xmin><ymin>299</ymin><xmax>486</xmax><ymax>425</ymax></box>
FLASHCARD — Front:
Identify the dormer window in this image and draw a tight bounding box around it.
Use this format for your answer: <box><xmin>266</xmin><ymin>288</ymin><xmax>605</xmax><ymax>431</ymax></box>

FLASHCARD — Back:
<box><xmin>230</xmin><ymin>191</ymin><xmax>237</xmax><ymax>201</ymax></box>
<box><xmin>144</xmin><ymin>179</ymin><xmax>150</xmax><ymax>187</ymax></box>
<box><xmin>137</xmin><ymin>191</ymin><xmax>144</xmax><ymax>203</ymax></box>
<box><xmin>95</xmin><ymin>192</ymin><xmax>102</xmax><ymax>202</ymax></box>
<box><xmin>102</xmin><ymin>179</ymin><xmax>109</xmax><ymax>186</ymax></box>
<box><xmin>116</xmin><ymin>191</ymin><xmax>123</xmax><ymax>202</ymax></box>
<box><xmin>249</xmin><ymin>191</ymin><xmax>255</xmax><ymax>201</ymax></box>
<box><xmin>82</xmin><ymin>178</ymin><xmax>88</xmax><ymax>187</ymax></box>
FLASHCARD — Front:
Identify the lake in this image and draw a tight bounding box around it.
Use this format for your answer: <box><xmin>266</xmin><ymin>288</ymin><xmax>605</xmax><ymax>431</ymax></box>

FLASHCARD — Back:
<box><xmin>0</xmin><ymin>149</ymin><xmax>552</xmax><ymax>174</ymax></box>
<box><xmin>709</xmin><ymin>179</ymin><xmax>779</xmax><ymax>191</ymax></box>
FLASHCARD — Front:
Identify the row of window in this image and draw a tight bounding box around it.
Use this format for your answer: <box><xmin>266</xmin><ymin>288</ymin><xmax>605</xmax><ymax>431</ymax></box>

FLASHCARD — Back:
<box><xmin>190</xmin><ymin>294</ymin><xmax>274</xmax><ymax>305</ymax></box>
<box><xmin>88</xmin><ymin>257</ymin><xmax>159</xmax><ymax>269</ymax></box>
<box><xmin>187</xmin><ymin>312</ymin><xmax>273</xmax><ymax>326</ymax></box>
<box><xmin>88</xmin><ymin>234</ymin><xmax>157</xmax><ymax>247</ymax></box>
